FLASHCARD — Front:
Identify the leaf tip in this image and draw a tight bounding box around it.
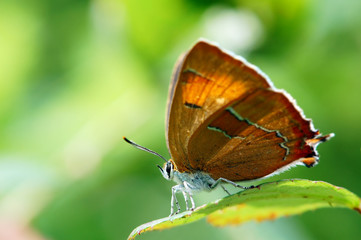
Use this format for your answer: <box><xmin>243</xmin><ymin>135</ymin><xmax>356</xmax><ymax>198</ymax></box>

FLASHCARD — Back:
<box><xmin>354</xmin><ymin>201</ymin><xmax>361</xmax><ymax>215</ymax></box>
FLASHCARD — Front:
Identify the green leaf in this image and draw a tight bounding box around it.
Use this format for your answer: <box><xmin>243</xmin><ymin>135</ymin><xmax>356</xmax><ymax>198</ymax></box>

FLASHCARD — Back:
<box><xmin>128</xmin><ymin>179</ymin><xmax>361</xmax><ymax>240</ymax></box>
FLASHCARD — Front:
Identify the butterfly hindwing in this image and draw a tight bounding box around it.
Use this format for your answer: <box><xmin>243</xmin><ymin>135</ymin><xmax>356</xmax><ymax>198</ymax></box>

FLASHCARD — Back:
<box><xmin>188</xmin><ymin>88</ymin><xmax>322</xmax><ymax>181</ymax></box>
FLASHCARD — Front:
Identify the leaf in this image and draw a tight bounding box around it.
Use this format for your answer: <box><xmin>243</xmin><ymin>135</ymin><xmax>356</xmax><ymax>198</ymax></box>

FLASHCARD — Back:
<box><xmin>128</xmin><ymin>179</ymin><xmax>361</xmax><ymax>240</ymax></box>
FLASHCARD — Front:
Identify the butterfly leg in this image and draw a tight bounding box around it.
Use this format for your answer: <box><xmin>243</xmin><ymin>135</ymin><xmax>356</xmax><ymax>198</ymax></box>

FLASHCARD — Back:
<box><xmin>220</xmin><ymin>184</ymin><xmax>231</xmax><ymax>195</ymax></box>
<box><xmin>181</xmin><ymin>190</ymin><xmax>189</xmax><ymax>210</ymax></box>
<box><xmin>183</xmin><ymin>181</ymin><xmax>195</xmax><ymax>211</ymax></box>
<box><xmin>212</xmin><ymin>178</ymin><xmax>254</xmax><ymax>190</ymax></box>
<box><xmin>189</xmin><ymin>194</ymin><xmax>195</xmax><ymax>211</ymax></box>
<box><xmin>170</xmin><ymin>185</ymin><xmax>182</xmax><ymax>216</ymax></box>
<box><xmin>219</xmin><ymin>177</ymin><xmax>255</xmax><ymax>189</ymax></box>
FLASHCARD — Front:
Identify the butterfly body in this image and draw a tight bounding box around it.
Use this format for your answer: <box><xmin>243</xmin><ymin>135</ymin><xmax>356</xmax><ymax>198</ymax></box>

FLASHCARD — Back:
<box><xmin>159</xmin><ymin>160</ymin><xmax>252</xmax><ymax>215</ymax></box>
<box><xmin>173</xmin><ymin>170</ymin><xmax>216</xmax><ymax>192</ymax></box>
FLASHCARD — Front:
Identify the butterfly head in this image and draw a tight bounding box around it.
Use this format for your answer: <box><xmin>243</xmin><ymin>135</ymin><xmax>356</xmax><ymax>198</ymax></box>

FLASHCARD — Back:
<box><xmin>157</xmin><ymin>159</ymin><xmax>175</xmax><ymax>180</ymax></box>
<box><xmin>123</xmin><ymin>137</ymin><xmax>177</xmax><ymax>180</ymax></box>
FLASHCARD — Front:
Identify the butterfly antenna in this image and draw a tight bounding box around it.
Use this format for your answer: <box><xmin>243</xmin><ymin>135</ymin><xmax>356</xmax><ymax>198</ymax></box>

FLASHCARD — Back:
<box><xmin>123</xmin><ymin>137</ymin><xmax>168</xmax><ymax>162</ymax></box>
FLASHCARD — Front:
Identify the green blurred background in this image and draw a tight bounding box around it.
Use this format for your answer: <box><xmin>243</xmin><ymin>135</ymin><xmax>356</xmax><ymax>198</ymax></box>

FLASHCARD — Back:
<box><xmin>0</xmin><ymin>0</ymin><xmax>360</xmax><ymax>239</ymax></box>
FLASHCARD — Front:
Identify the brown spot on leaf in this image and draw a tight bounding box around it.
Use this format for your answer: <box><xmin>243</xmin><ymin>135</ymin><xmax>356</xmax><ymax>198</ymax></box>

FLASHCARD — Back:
<box><xmin>354</xmin><ymin>203</ymin><xmax>361</xmax><ymax>215</ymax></box>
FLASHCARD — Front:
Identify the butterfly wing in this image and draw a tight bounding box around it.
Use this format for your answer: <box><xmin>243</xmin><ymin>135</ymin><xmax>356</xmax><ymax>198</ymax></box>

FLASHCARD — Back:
<box><xmin>166</xmin><ymin>40</ymin><xmax>270</xmax><ymax>172</ymax></box>
<box><xmin>187</xmin><ymin>88</ymin><xmax>333</xmax><ymax>181</ymax></box>
<box><xmin>166</xmin><ymin>40</ymin><xmax>332</xmax><ymax>179</ymax></box>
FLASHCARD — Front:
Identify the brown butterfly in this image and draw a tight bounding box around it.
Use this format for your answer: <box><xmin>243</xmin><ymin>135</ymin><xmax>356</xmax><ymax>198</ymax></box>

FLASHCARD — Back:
<box><xmin>124</xmin><ymin>40</ymin><xmax>334</xmax><ymax>216</ymax></box>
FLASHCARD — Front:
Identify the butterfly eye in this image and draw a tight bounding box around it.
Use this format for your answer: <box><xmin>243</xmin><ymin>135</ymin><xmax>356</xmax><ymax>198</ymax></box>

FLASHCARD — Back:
<box><xmin>157</xmin><ymin>162</ymin><xmax>172</xmax><ymax>180</ymax></box>
<box><xmin>165</xmin><ymin>161</ymin><xmax>174</xmax><ymax>179</ymax></box>
<box><xmin>166</xmin><ymin>162</ymin><xmax>171</xmax><ymax>172</ymax></box>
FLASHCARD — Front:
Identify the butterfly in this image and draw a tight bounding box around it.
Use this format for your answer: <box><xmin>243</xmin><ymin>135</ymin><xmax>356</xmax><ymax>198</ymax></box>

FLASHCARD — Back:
<box><xmin>124</xmin><ymin>39</ymin><xmax>334</xmax><ymax>216</ymax></box>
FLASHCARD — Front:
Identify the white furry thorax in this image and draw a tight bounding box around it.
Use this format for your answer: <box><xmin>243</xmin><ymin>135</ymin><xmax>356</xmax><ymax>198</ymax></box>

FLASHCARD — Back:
<box><xmin>172</xmin><ymin>170</ymin><xmax>217</xmax><ymax>193</ymax></box>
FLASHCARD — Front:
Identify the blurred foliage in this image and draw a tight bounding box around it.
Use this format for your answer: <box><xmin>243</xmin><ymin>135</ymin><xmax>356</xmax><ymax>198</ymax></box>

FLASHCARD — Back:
<box><xmin>0</xmin><ymin>0</ymin><xmax>360</xmax><ymax>239</ymax></box>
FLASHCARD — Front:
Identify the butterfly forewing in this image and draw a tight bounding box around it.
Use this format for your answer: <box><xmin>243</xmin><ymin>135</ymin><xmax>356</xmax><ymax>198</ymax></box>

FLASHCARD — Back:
<box><xmin>166</xmin><ymin>40</ymin><xmax>327</xmax><ymax>179</ymax></box>
<box><xmin>166</xmin><ymin>41</ymin><xmax>273</xmax><ymax>172</ymax></box>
